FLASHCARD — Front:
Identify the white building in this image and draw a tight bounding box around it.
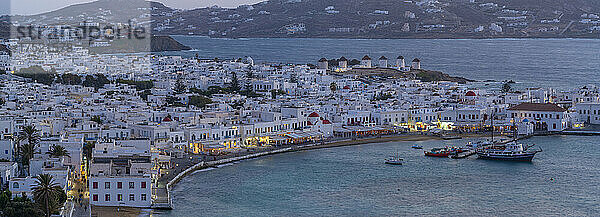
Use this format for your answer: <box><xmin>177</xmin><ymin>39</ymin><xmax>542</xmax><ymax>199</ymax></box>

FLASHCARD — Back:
<box><xmin>378</xmin><ymin>56</ymin><xmax>388</xmax><ymax>68</ymax></box>
<box><xmin>0</xmin><ymin>162</ymin><xmax>17</xmax><ymax>187</ymax></box>
<box><xmin>88</xmin><ymin>140</ymin><xmax>153</xmax><ymax>208</ymax></box>
<box><xmin>360</xmin><ymin>55</ymin><xmax>372</xmax><ymax>68</ymax></box>
<box><xmin>0</xmin><ymin>44</ymin><xmax>10</xmax><ymax>71</ymax></box>
<box><xmin>318</xmin><ymin>58</ymin><xmax>328</xmax><ymax>70</ymax></box>
<box><xmin>411</xmin><ymin>58</ymin><xmax>421</xmax><ymax>70</ymax></box>
<box><xmin>0</xmin><ymin>140</ymin><xmax>14</xmax><ymax>161</ymax></box>
<box><xmin>338</xmin><ymin>56</ymin><xmax>348</xmax><ymax>69</ymax></box>
<box><xmin>574</xmin><ymin>103</ymin><xmax>600</xmax><ymax>125</ymax></box>
<box><xmin>395</xmin><ymin>56</ymin><xmax>405</xmax><ymax>69</ymax></box>
<box><xmin>508</xmin><ymin>103</ymin><xmax>569</xmax><ymax>132</ymax></box>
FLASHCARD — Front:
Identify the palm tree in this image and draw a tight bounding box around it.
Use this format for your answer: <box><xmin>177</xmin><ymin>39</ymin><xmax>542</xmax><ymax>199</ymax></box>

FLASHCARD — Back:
<box><xmin>32</xmin><ymin>174</ymin><xmax>63</xmax><ymax>217</ymax></box>
<box><xmin>47</xmin><ymin>145</ymin><xmax>70</xmax><ymax>158</ymax></box>
<box><xmin>18</xmin><ymin>143</ymin><xmax>36</xmax><ymax>176</ymax></box>
<box><xmin>19</xmin><ymin>125</ymin><xmax>40</xmax><ymax>146</ymax></box>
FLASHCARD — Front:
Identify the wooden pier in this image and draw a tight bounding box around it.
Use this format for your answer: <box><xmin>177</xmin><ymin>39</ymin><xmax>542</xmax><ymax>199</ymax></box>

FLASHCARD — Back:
<box><xmin>451</xmin><ymin>151</ymin><xmax>476</xmax><ymax>159</ymax></box>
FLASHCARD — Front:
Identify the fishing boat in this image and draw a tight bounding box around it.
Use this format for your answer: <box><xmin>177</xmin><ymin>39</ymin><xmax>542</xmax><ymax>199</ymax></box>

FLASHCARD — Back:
<box><xmin>384</xmin><ymin>157</ymin><xmax>404</xmax><ymax>165</ymax></box>
<box><xmin>476</xmin><ymin>142</ymin><xmax>542</xmax><ymax>162</ymax></box>
<box><xmin>411</xmin><ymin>144</ymin><xmax>423</xmax><ymax>149</ymax></box>
<box><xmin>424</xmin><ymin>147</ymin><xmax>458</xmax><ymax>157</ymax></box>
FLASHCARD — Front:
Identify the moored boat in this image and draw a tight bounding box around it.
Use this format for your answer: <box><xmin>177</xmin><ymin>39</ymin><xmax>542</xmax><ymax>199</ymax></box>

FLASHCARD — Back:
<box><xmin>476</xmin><ymin>142</ymin><xmax>541</xmax><ymax>162</ymax></box>
<box><xmin>424</xmin><ymin>147</ymin><xmax>458</xmax><ymax>157</ymax></box>
<box><xmin>385</xmin><ymin>157</ymin><xmax>403</xmax><ymax>165</ymax></box>
<box><xmin>412</xmin><ymin>144</ymin><xmax>423</xmax><ymax>149</ymax></box>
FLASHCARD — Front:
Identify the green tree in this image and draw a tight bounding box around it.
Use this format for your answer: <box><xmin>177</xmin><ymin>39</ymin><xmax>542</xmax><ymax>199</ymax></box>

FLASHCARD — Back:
<box><xmin>47</xmin><ymin>145</ymin><xmax>70</xmax><ymax>158</ymax></box>
<box><xmin>59</xmin><ymin>73</ymin><xmax>82</xmax><ymax>85</ymax></box>
<box><xmin>330</xmin><ymin>82</ymin><xmax>337</xmax><ymax>94</ymax></box>
<box><xmin>139</xmin><ymin>89</ymin><xmax>152</xmax><ymax>101</ymax></box>
<box><xmin>0</xmin><ymin>190</ymin><xmax>45</xmax><ymax>217</ymax></box>
<box><xmin>82</xmin><ymin>74</ymin><xmax>110</xmax><ymax>90</ymax></box>
<box><xmin>90</xmin><ymin>115</ymin><xmax>103</xmax><ymax>125</ymax></box>
<box><xmin>290</xmin><ymin>73</ymin><xmax>298</xmax><ymax>83</ymax></box>
<box><xmin>14</xmin><ymin>66</ymin><xmax>56</xmax><ymax>85</ymax></box>
<box><xmin>502</xmin><ymin>82</ymin><xmax>512</xmax><ymax>93</ymax></box>
<box><xmin>246</xmin><ymin>70</ymin><xmax>254</xmax><ymax>79</ymax></box>
<box><xmin>18</xmin><ymin>143</ymin><xmax>36</xmax><ymax>173</ymax></box>
<box><xmin>229</xmin><ymin>72</ymin><xmax>240</xmax><ymax>92</ymax></box>
<box><xmin>19</xmin><ymin>125</ymin><xmax>40</xmax><ymax>146</ymax></box>
<box><xmin>174</xmin><ymin>76</ymin><xmax>186</xmax><ymax>94</ymax></box>
<box><xmin>189</xmin><ymin>95</ymin><xmax>213</xmax><ymax>108</ymax></box>
<box><xmin>32</xmin><ymin>174</ymin><xmax>64</xmax><ymax>217</ymax></box>
<box><xmin>117</xmin><ymin>79</ymin><xmax>154</xmax><ymax>91</ymax></box>
<box><xmin>94</xmin><ymin>74</ymin><xmax>110</xmax><ymax>88</ymax></box>
<box><xmin>270</xmin><ymin>90</ymin><xmax>286</xmax><ymax>99</ymax></box>
<box><xmin>244</xmin><ymin>82</ymin><xmax>253</xmax><ymax>93</ymax></box>
<box><xmin>83</xmin><ymin>142</ymin><xmax>94</xmax><ymax>165</ymax></box>
<box><xmin>0</xmin><ymin>189</ymin><xmax>10</xmax><ymax>209</ymax></box>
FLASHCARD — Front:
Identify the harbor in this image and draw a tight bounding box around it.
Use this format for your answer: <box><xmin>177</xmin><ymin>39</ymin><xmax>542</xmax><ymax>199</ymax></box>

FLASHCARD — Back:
<box><xmin>157</xmin><ymin>135</ymin><xmax>600</xmax><ymax>217</ymax></box>
<box><xmin>2</xmin><ymin>0</ymin><xmax>600</xmax><ymax>216</ymax></box>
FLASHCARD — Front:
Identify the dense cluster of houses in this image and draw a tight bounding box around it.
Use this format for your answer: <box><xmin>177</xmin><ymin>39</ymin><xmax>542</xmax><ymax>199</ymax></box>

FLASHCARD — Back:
<box><xmin>0</xmin><ymin>39</ymin><xmax>599</xmax><ymax>209</ymax></box>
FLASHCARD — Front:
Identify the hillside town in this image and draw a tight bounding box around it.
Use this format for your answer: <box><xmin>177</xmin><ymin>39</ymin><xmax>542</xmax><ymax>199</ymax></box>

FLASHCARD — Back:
<box><xmin>3</xmin><ymin>0</ymin><xmax>600</xmax><ymax>41</ymax></box>
<box><xmin>0</xmin><ymin>38</ymin><xmax>599</xmax><ymax>215</ymax></box>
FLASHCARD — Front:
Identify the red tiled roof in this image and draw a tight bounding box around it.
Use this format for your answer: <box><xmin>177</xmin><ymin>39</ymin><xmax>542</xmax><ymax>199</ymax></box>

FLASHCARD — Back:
<box><xmin>308</xmin><ymin>112</ymin><xmax>320</xmax><ymax>117</ymax></box>
<box><xmin>465</xmin><ymin>91</ymin><xmax>476</xmax><ymax>97</ymax></box>
<box><xmin>507</xmin><ymin>103</ymin><xmax>566</xmax><ymax>112</ymax></box>
<box><xmin>322</xmin><ymin>120</ymin><xmax>332</xmax><ymax>124</ymax></box>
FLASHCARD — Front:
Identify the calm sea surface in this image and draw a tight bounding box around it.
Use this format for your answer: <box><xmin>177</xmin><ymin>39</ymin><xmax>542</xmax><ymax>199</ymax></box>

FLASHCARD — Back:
<box><xmin>155</xmin><ymin>135</ymin><xmax>599</xmax><ymax>216</ymax></box>
<box><xmin>167</xmin><ymin>36</ymin><xmax>600</xmax><ymax>89</ymax></box>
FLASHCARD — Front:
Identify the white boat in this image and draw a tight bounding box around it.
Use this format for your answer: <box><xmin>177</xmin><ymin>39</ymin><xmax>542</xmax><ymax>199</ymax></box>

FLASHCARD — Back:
<box><xmin>385</xmin><ymin>157</ymin><xmax>403</xmax><ymax>165</ymax></box>
<box><xmin>476</xmin><ymin>142</ymin><xmax>542</xmax><ymax>162</ymax></box>
<box><xmin>385</xmin><ymin>150</ymin><xmax>403</xmax><ymax>165</ymax></box>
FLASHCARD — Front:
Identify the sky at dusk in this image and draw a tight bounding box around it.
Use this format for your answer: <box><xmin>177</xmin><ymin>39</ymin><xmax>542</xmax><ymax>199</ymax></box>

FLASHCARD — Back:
<box><xmin>1</xmin><ymin>0</ymin><xmax>265</xmax><ymax>15</ymax></box>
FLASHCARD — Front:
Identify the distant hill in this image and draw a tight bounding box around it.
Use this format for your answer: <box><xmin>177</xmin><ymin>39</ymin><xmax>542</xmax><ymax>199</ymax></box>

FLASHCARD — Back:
<box><xmin>8</xmin><ymin>0</ymin><xmax>172</xmax><ymax>25</ymax></box>
<box><xmin>3</xmin><ymin>0</ymin><xmax>600</xmax><ymax>39</ymax></box>
<box><xmin>155</xmin><ymin>0</ymin><xmax>600</xmax><ymax>38</ymax></box>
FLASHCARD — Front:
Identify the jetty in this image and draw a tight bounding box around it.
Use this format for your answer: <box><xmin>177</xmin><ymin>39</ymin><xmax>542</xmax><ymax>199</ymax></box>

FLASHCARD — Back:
<box><xmin>561</xmin><ymin>131</ymin><xmax>600</xmax><ymax>136</ymax></box>
<box><xmin>451</xmin><ymin>150</ymin><xmax>476</xmax><ymax>159</ymax></box>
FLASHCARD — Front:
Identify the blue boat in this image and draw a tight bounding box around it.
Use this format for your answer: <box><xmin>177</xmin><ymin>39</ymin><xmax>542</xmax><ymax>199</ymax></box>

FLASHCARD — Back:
<box><xmin>411</xmin><ymin>144</ymin><xmax>423</xmax><ymax>149</ymax></box>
